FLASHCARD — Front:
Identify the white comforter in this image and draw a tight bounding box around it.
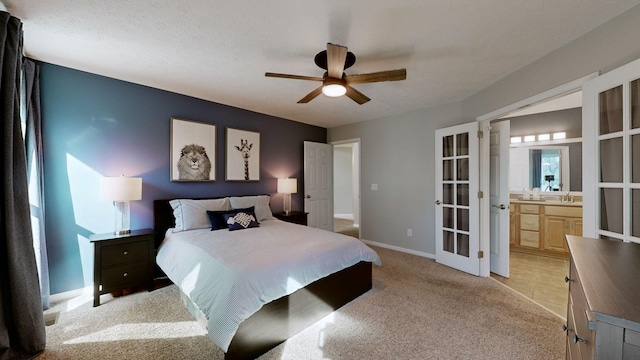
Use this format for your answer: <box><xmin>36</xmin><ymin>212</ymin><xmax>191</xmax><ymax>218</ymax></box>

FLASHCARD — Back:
<box><xmin>156</xmin><ymin>219</ymin><xmax>381</xmax><ymax>352</ymax></box>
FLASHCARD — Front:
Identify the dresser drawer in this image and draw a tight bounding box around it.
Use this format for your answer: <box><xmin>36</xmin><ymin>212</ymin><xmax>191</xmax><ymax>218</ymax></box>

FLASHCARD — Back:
<box><xmin>545</xmin><ymin>206</ymin><xmax>582</xmax><ymax>218</ymax></box>
<box><xmin>101</xmin><ymin>240</ymin><xmax>149</xmax><ymax>267</ymax></box>
<box><xmin>520</xmin><ymin>214</ymin><xmax>540</xmax><ymax>231</ymax></box>
<box><xmin>567</xmin><ymin>303</ymin><xmax>580</xmax><ymax>360</ymax></box>
<box><xmin>520</xmin><ymin>230</ymin><xmax>540</xmax><ymax>248</ymax></box>
<box><xmin>520</xmin><ymin>204</ymin><xmax>540</xmax><ymax>214</ymax></box>
<box><xmin>569</xmin><ymin>260</ymin><xmax>594</xmax><ymax>359</ymax></box>
<box><xmin>101</xmin><ymin>262</ymin><xmax>149</xmax><ymax>291</ymax></box>
<box><xmin>569</xmin><ymin>261</ymin><xmax>589</xmax><ymax>313</ymax></box>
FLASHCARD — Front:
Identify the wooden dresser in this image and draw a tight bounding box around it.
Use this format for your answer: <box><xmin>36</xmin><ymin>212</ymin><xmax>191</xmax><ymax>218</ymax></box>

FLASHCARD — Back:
<box><xmin>566</xmin><ymin>236</ymin><xmax>640</xmax><ymax>359</ymax></box>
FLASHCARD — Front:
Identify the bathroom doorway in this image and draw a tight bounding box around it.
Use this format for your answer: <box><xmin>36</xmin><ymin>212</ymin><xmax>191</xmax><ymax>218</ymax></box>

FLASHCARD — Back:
<box><xmin>332</xmin><ymin>139</ymin><xmax>360</xmax><ymax>239</ymax></box>
<box><xmin>479</xmin><ymin>77</ymin><xmax>590</xmax><ymax>319</ymax></box>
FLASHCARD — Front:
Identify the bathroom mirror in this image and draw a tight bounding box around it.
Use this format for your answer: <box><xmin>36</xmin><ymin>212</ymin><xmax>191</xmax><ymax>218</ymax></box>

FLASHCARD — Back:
<box><xmin>510</xmin><ymin>144</ymin><xmax>581</xmax><ymax>192</ymax></box>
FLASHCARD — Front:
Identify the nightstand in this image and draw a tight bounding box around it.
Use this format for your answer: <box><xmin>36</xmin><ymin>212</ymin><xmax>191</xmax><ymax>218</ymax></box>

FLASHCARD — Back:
<box><xmin>89</xmin><ymin>228</ymin><xmax>155</xmax><ymax>307</ymax></box>
<box><xmin>273</xmin><ymin>211</ymin><xmax>308</xmax><ymax>226</ymax></box>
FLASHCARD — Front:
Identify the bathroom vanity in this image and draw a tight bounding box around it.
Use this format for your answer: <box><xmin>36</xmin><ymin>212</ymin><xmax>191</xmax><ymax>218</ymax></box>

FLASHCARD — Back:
<box><xmin>510</xmin><ymin>197</ymin><xmax>582</xmax><ymax>258</ymax></box>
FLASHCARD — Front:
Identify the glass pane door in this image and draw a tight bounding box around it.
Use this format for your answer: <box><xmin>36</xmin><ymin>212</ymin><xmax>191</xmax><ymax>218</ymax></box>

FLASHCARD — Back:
<box><xmin>435</xmin><ymin>122</ymin><xmax>480</xmax><ymax>276</ymax></box>
<box><xmin>593</xmin><ymin>77</ymin><xmax>640</xmax><ymax>243</ymax></box>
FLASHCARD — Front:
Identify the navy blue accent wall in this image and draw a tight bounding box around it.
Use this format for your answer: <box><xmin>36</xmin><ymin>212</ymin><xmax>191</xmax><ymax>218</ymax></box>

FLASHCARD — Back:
<box><xmin>40</xmin><ymin>63</ymin><xmax>326</xmax><ymax>294</ymax></box>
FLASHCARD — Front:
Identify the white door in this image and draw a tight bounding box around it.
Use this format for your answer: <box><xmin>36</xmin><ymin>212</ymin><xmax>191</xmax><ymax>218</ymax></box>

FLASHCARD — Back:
<box><xmin>435</xmin><ymin>122</ymin><xmax>481</xmax><ymax>276</ymax></box>
<box><xmin>304</xmin><ymin>141</ymin><xmax>333</xmax><ymax>231</ymax></box>
<box><xmin>582</xmin><ymin>57</ymin><xmax>640</xmax><ymax>243</ymax></box>
<box><xmin>489</xmin><ymin>121</ymin><xmax>510</xmax><ymax>277</ymax></box>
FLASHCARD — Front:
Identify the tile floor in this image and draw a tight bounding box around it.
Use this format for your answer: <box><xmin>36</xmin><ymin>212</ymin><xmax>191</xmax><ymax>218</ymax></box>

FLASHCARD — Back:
<box><xmin>490</xmin><ymin>251</ymin><xmax>569</xmax><ymax>319</ymax></box>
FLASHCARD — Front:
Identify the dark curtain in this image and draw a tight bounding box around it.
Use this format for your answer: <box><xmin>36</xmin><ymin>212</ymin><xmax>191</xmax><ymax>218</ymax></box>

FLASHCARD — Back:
<box><xmin>23</xmin><ymin>58</ymin><xmax>49</xmax><ymax>310</ymax></box>
<box><xmin>0</xmin><ymin>11</ymin><xmax>46</xmax><ymax>360</ymax></box>
<box><xmin>529</xmin><ymin>149</ymin><xmax>542</xmax><ymax>189</ymax></box>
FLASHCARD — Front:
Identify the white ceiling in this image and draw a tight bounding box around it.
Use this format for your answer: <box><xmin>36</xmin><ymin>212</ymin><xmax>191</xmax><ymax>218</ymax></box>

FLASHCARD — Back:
<box><xmin>5</xmin><ymin>1</ymin><xmax>640</xmax><ymax>128</ymax></box>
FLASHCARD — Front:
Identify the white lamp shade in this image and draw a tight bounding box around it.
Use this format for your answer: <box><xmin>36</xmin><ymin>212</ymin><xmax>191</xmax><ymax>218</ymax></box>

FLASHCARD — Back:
<box><xmin>277</xmin><ymin>178</ymin><xmax>297</xmax><ymax>194</ymax></box>
<box><xmin>100</xmin><ymin>176</ymin><xmax>142</xmax><ymax>201</ymax></box>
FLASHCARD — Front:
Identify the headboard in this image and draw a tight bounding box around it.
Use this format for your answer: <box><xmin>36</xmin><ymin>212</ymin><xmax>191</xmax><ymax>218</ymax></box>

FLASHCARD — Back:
<box><xmin>153</xmin><ymin>195</ymin><xmax>271</xmax><ymax>249</ymax></box>
<box><xmin>153</xmin><ymin>199</ymin><xmax>176</xmax><ymax>249</ymax></box>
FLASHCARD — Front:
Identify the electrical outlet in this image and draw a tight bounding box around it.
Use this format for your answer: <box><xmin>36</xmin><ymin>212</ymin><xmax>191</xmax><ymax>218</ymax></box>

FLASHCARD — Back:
<box><xmin>371</xmin><ymin>183</ymin><xmax>378</xmax><ymax>191</ymax></box>
<box><xmin>407</xmin><ymin>228</ymin><xmax>413</xmax><ymax>237</ymax></box>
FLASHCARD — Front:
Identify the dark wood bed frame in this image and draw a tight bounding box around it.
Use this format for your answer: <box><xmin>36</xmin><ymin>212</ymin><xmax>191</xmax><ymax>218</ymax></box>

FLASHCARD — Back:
<box><xmin>153</xmin><ymin>198</ymin><xmax>373</xmax><ymax>360</ymax></box>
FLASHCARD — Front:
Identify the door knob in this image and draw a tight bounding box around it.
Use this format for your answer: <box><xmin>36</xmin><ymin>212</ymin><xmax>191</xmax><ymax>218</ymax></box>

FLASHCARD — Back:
<box><xmin>491</xmin><ymin>204</ymin><xmax>507</xmax><ymax>210</ymax></box>
<box><xmin>572</xmin><ymin>334</ymin><xmax>586</xmax><ymax>344</ymax></box>
<box><xmin>305</xmin><ymin>195</ymin><xmax>311</xmax><ymax>199</ymax></box>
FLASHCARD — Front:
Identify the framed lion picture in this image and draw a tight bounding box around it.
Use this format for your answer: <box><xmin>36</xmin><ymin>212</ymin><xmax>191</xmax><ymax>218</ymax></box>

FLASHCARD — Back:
<box><xmin>170</xmin><ymin>118</ymin><xmax>216</xmax><ymax>182</ymax></box>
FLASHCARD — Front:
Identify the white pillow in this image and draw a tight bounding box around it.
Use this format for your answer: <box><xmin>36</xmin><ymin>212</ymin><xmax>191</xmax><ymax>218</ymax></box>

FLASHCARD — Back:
<box><xmin>169</xmin><ymin>198</ymin><xmax>231</xmax><ymax>232</ymax></box>
<box><xmin>229</xmin><ymin>195</ymin><xmax>274</xmax><ymax>221</ymax></box>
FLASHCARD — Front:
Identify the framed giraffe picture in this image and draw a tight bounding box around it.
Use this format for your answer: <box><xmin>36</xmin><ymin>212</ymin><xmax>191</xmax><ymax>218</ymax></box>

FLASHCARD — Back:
<box><xmin>225</xmin><ymin>127</ymin><xmax>260</xmax><ymax>181</ymax></box>
<box><xmin>170</xmin><ymin>118</ymin><xmax>216</xmax><ymax>182</ymax></box>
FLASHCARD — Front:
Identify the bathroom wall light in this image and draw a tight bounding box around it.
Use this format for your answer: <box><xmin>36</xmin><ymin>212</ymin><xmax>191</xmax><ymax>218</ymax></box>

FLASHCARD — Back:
<box><xmin>553</xmin><ymin>132</ymin><xmax>566</xmax><ymax>140</ymax></box>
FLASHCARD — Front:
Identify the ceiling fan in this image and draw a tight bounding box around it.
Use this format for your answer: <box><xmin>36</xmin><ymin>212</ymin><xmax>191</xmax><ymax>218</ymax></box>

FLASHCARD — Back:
<box><xmin>265</xmin><ymin>43</ymin><xmax>406</xmax><ymax>104</ymax></box>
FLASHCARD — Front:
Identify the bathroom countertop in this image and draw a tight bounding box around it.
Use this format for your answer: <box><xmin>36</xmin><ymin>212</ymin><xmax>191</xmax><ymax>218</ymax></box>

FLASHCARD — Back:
<box><xmin>509</xmin><ymin>198</ymin><xmax>582</xmax><ymax>207</ymax></box>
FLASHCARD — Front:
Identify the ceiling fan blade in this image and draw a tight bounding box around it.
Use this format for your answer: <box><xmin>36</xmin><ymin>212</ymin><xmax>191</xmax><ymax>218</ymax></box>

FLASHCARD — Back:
<box><xmin>344</xmin><ymin>85</ymin><xmax>370</xmax><ymax>105</ymax></box>
<box><xmin>345</xmin><ymin>69</ymin><xmax>407</xmax><ymax>84</ymax></box>
<box><xmin>265</xmin><ymin>72</ymin><xmax>324</xmax><ymax>82</ymax></box>
<box><xmin>297</xmin><ymin>86</ymin><xmax>324</xmax><ymax>103</ymax></box>
<box><xmin>326</xmin><ymin>43</ymin><xmax>348</xmax><ymax>79</ymax></box>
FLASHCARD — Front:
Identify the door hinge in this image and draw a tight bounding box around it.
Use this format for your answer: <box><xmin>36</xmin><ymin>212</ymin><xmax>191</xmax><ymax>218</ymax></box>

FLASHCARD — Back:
<box><xmin>477</xmin><ymin>130</ymin><xmax>484</xmax><ymax>138</ymax></box>
<box><xmin>478</xmin><ymin>251</ymin><xmax>484</xmax><ymax>259</ymax></box>
<box><xmin>478</xmin><ymin>191</ymin><xmax>484</xmax><ymax>199</ymax></box>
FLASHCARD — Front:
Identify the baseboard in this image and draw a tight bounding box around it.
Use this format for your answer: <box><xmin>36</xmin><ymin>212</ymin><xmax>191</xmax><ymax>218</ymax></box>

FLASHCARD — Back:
<box><xmin>360</xmin><ymin>239</ymin><xmax>435</xmax><ymax>259</ymax></box>
<box><xmin>49</xmin><ymin>286</ymin><xmax>93</xmax><ymax>303</ymax></box>
<box><xmin>334</xmin><ymin>214</ymin><xmax>354</xmax><ymax>220</ymax></box>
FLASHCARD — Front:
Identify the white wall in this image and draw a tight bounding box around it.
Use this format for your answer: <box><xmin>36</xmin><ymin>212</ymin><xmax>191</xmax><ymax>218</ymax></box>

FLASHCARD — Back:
<box><xmin>328</xmin><ymin>4</ymin><xmax>640</xmax><ymax>256</ymax></box>
<box><xmin>462</xmin><ymin>5</ymin><xmax>640</xmax><ymax>121</ymax></box>
<box><xmin>329</xmin><ymin>103</ymin><xmax>463</xmax><ymax>255</ymax></box>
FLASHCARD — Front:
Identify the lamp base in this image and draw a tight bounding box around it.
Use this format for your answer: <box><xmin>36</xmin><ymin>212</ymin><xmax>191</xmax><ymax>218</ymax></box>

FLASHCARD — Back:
<box><xmin>283</xmin><ymin>193</ymin><xmax>292</xmax><ymax>215</ymax></box>
<box><xmin>113</xmin><ymin>201</ymin><xmax>131</xmax><ymax>237</ymax></box>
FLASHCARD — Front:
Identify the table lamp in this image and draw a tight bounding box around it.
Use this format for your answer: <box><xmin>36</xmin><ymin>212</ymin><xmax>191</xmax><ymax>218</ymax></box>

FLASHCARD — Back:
<box><xmin>100</xmin><ymin>176</ymin><xmax>142</xmax><ymax>235</ymax></box>
<box><xmin>277</xmin><ymin>178</ymin><xmax>297</xmax><ymax>215</ymax></box>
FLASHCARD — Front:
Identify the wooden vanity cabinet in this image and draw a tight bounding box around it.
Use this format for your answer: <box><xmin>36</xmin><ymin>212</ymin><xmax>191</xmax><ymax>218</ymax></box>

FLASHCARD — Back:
<box><xmin>518</xmin><ymin>204</ymin><xmax>541</xmax><ymax>249</ymax></box>
<box><xmin>510</xmin><ymin>201</ymin><xmax>582</xmax><ymax>258</ymax></box>
<box><xmin>509</xmin><ymin>205</ymin><xmax>517</xmax><ymax>246</ymax></box>
<box><xmin>544</xmin><ymin>206</ymin><xmax>582</xmax><ymax>255</ymax></box>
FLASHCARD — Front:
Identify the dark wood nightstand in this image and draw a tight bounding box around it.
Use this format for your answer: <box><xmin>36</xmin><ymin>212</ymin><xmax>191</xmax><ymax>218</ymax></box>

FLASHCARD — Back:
<box><xmin>89</xmin><ymin>228</ymin><xmax>155</xmax><ymax>307</ymax></box>
<box><xmin>273</xmin><ymin>211</ymin><xmax>308</xmax><ymax>226</ymax></box>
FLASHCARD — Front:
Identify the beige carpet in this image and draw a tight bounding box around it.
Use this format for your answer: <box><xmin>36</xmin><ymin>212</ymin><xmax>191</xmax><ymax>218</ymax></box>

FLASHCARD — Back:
<box><xmin>334</xmin><ymin>217</ymin><xmax>359</xmax><ymax>238</ymax></box>
<box><xmin>37</xmin><ymin>246</ymin><xmax>564</xmax><ymax>360</ymax></box>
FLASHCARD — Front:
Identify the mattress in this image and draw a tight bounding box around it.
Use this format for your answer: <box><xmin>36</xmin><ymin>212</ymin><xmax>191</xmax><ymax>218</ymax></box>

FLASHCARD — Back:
<box><xmin>156</xmin><ymin>219</ymin><xmax>381</xmax><ymax>351</ymax></box>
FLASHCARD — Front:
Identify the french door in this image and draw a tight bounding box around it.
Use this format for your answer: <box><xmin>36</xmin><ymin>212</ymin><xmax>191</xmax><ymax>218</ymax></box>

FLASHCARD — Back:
<box><xmin>489</xmin><ymin>121</ymin><xmax>510</xmax><ymax>277</ymax></box>
<box><xmin>435</xmin><ymin>122</ymin><xmax>481</xmax><ymax>276</ymax></box>
<box><xmin>583</xmin><ymin>57</ymin><xmax>640</xmax><ymax>243</ymax></box>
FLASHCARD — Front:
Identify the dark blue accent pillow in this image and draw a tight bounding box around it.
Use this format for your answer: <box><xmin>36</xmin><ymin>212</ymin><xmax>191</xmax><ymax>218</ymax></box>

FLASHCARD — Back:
<box><xmin>223</xmin><ymin>211</ymin><xmax>260</xmax><ymax>231</ymax></box>
<box><xmin>207</xmin><ymin>206</ymin><xmax>255</xmax><ymax>230</ymax></box>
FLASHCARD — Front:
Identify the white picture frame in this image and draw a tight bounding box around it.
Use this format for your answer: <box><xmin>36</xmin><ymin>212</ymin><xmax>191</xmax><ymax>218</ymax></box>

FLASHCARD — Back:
<box><xmin>226</xmin><ymin>127</ymin><xmax>260</xmax><ymax>181</ymax></box>
<box><xmin>170</xmin><ymin>118</ymin><xmax>216</xmax><ymax>182</ymax></box>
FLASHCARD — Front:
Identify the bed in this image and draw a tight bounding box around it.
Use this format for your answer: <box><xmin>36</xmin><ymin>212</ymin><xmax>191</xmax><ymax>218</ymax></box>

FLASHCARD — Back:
<box><xmin>153</xmin><ymin>196</ymin><xmax>381</xmax><ymax>360</ymax></box>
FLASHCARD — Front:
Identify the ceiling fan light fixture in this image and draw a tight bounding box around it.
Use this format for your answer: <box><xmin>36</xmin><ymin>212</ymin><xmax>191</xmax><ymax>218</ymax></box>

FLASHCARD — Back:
<box><xmin>322</xmin><ymin>84</ymin><xmax>346</xmax><ymax>97</ymax></box>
